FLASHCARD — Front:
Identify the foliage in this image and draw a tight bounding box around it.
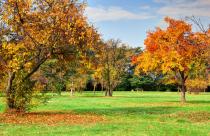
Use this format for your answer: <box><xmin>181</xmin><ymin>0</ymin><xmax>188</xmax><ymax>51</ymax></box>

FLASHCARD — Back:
<box><xmin>97</xmin><ymin>40</ymin><xmax>134</xmax><ymax>96</ymax></box>
<box><xmin>10</xmin><ymin>71</ymin><xmax>35</xmax><ymax>111</ymax></box>
<box><xmin>0</xmin><ymin>0</ymin><xmax>100</xmax><ymax>111</ymax></box>
<box><xmin>186</xmin><ymin>78</ymin><xmax>209</xmax><ymax>93</ymax></box>
<box><xmin>134</xmin><ymin>17</ymin><xmax>209</xmax><ymax>102</ymax></box>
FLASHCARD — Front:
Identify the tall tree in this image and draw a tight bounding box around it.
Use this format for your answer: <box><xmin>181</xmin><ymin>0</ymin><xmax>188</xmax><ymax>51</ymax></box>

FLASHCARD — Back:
<box><xmin>0</xmin><ymin>0</ymin><xmax>100</xmax><ymax>111</ymax></box>
<box><xmin>134</xmin><ymin>17</ymin><xmax>209</xmax><ymax>102</ymax></box>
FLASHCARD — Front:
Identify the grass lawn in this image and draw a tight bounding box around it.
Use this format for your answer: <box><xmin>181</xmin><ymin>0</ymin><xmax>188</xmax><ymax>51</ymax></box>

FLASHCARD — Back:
<box><xmin>0</xmin><ymin>91</ymin><xmax>209</xmax><ymax>136</ymax></box>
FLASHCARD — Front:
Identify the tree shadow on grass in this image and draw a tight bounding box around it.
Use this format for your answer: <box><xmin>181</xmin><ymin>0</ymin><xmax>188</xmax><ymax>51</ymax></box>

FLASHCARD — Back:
<box><xmin>169</xmin><ymin>100</ymin><xmax>210</xmax><ymax>104</ymax></box>
<box><xmin>73</xmin><ymin>106</ymin><xmax>180</xmax><ymax>116</ymax></box>
<box><xmin>186</xmin><ymin>101</ymin><xmax>210</xmax><ymax>104</ymax></box>
<box><xmin>79</xmin><ymin>96</ymin><xmax>172</xmax><ymax>99</ymax></box>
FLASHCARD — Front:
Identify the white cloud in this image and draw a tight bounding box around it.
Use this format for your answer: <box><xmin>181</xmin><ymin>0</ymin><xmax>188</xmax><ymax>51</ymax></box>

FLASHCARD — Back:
<box><xmin>155</xmin><ymin>0</ymin><xmax>210</xmax><ymax>17</ymax></box>
<box><xmin>140</xmin><ymin>5</ymin><xmax>151</xmax><ymax>10</ymax></box>
<box><xmin>85</xmin><ymin>6</ymin><xmax>154</xmax><ymax>22</ymax></box>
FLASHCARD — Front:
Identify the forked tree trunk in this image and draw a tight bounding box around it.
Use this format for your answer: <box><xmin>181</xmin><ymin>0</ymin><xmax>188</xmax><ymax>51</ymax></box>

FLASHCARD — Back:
<box><xmin>105</xmin><ymin>88</ymin><xmax>112</xmax><ymax>96</ymax></box>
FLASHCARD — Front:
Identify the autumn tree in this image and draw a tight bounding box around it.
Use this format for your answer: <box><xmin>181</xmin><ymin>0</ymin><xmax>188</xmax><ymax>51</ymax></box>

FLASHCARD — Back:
<box><xmin>89</xmin><ymin>42</ymin><xmax>104</xmax><ymax>94</ymax></box>
<box><xmin>38</xmin><ymin>59</ymin><xmax>66</xmax><ymax>95</ymax></box>
<box><xmin>91</xmin><ymin>67</ymin><xmax>103</xmax><ymax>94</ymax></box>
<box><xmin>185</xmin><ymin>16</ymin><xmax>210</xmax><ymax>94</ymax></box>
<box><xmin>101</xmin><ymin>40</ymin><xmax>132</xmax><ymax>96</ymax></box>
<box><xmin>134</xmin><ymin>17</ymin><xmax>209</xmax><ymax>102</ymax></box>
<box><xmin>0</xmin><ymin>0</ymin><xmax>100</xmax><ymax>111</ymax></box>
<box><xmin>65</xmin><ymin>58</ymin><xmax>91</xmax><ymax>96</ymax></box>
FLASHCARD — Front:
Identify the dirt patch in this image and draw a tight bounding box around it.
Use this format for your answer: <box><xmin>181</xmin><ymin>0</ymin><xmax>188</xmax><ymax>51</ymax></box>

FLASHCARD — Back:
<box><xmin>0</xmin><ymin>111</ymin><xmax>105</xmax><ymax>126</ymax></box>
<box><xmin>164</xmin><ymin>111</ymin><xmax>210</xmax><ymax>123</ymax></box>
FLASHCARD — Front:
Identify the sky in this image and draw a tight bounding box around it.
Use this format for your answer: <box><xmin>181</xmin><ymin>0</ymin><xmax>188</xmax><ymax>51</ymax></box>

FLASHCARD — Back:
<box><xmin>85</xmin><ymin>0</ymin><xmax>210</xmax><ymax>48</ymax></box>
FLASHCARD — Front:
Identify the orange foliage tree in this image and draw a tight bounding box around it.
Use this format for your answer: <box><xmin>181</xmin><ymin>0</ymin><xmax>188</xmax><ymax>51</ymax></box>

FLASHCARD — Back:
<box><xmin>0</xmin><ymin>0</ymin><xmax>100</xmax><ymax>111</ymax></box>
<box><xmin>134</xmin><ymin>17</ymin><xmax>209</xmax><ymax>102</ymax></box>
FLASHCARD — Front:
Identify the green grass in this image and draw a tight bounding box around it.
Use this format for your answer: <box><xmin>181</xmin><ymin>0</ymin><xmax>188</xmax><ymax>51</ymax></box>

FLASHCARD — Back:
<box><xmin>0</xmin><ymin>91</ymin><xmax>210</xmax><ymax>136</ymax></box>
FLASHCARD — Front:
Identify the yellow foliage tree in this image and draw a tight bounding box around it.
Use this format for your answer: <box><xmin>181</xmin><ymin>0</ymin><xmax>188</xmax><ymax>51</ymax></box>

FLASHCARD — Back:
<box><xmin>0</xmin><ymin>0</ymin><xmax>100</xmax><ymax>111</ymax></box>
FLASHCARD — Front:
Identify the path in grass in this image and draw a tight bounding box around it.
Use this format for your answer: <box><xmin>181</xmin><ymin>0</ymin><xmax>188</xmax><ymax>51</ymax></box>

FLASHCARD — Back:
<box><xmin>0</xmin><ymin>91</ymin><xmax>209</xmax><ymax>136</ymax></box>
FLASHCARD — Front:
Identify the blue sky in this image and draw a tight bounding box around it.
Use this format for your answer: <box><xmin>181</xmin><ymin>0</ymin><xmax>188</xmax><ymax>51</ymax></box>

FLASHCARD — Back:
<box><xmin>85</xmin><ymin>0</ymin><xmax>210</xmax><ymax>48</ymax></box>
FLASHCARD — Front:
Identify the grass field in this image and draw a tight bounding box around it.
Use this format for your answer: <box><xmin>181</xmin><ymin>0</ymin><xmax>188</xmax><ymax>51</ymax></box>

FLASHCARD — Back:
<box><xmin>0</xmin><ymin>91</ymin><xmax>209</xmax><ymax>136</ymax></box>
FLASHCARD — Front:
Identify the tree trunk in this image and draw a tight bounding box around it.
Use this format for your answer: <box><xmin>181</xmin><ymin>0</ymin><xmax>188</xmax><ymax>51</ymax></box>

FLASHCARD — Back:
<box><xmin>180</xmin><ymin>80</ymin><xmax>186</xmax><ymax>103</ymax></box>
<box><xmin>105</xmin><ymin>90</ymin><xmax>108</xmax><ymax>96</ymax></box>
<box><xmin>6</xmin><ymin>72</ymin><xmax>16</xmax><ymax>110</ymax></box>
<box><xmin>105</xmin><ymin>88</ymin><xmax>112</xmax><ymax>96</ymax></box>
<box><xmin>70</xmin><ymin>81</ymin><xmax>74</xmax><ymax>96</ymax></box>
<box><xmin>181</xmin><ymin>87</ymin><xmax>186</xmax><ymax>103</ymax></box>
<box><xmin>178</xmin><ymin>71</ymin><xmax>187</xmax><ymax>103</ymax></box>
<box><xmin>108</xmin><ymin>89</ymin><xmax>112</xmax><ymax>96</ymax></box>
<box><xmin>93</xmin><ymin>83</ymin><xmax>96</xmax><ymax>95</ymax></box>
<box><xmin>101</xmin><ymin>82</ymin><xmax>104</xmax><ymax>92</ymax></box>
<box><xmin>70</xmin><ymin>88</ymin><xmax>74</xmax><ymax>96</ymax></box>
<box><xmin>105</xmin><ymin>51</ymin><xmax>112</xmax><ymax>97</ymax></box>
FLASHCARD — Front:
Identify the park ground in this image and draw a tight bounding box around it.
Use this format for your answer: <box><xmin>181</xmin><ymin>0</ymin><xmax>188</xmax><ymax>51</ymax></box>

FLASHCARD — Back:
<box><xmin>0</xmin><ymin>91</ymin><xmax>209</xmax><ymax>136</ymax></box>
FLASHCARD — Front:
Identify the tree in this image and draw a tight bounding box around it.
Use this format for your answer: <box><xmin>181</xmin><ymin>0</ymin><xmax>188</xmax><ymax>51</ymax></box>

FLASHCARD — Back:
<box><xmin>38</xmin><ymin>59</ymin><xmax>66</xmax><ymax>95</ymax></box>
<box><xmin>134</xmin><ymin>17</ymin><xmax>209</xmax><ymax>102</ymax></box>
<box><xmin>90</xmin><ymin>43</ymin><xmax>104</xmax><ymax>94</ymax></box>
<box><xmin>128</xmin><ymin>75</ymin><xmax>154</xmax><ymax>91</ymax></box>
<box><xmin>101</xmin><ymin>39</ymin><xmax>132</xmax><ymax>96</ymax></box>
<box><xmin>65</xmin><ymin>60</ymin><xmax>90</xmax><ymax>96</ymax></box>
<box><xmin>91</xmin><ymin>67</ymin><xmax>103</xmax><ymax>94</ymax></box>
<box><xmin>0</xmin><ymin>0</ymin><xmax>100</xmax><ymax>111</ymax></box>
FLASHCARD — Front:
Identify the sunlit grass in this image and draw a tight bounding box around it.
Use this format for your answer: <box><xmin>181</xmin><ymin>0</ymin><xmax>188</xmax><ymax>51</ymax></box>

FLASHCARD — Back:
<box><xmin>0</xmin><ymin>91</ymin><xmax>209</xmax><ymax>136</ymax></box>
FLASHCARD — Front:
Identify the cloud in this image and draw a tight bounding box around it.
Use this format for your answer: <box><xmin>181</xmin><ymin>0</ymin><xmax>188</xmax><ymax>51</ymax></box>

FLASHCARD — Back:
<box><xmin>155</xmin><ymin>0</ymin><xmax>210</xmax><ymax>17</ymax></box>
<box><xmin>139</xmin><ymin>5</ymin><xmax>151</xmax><ymax>10</ymax></box>
<box><xmin>85</xmin><ymin>6</ymin><xmax>154</xmax><ymax>22</ymax></box>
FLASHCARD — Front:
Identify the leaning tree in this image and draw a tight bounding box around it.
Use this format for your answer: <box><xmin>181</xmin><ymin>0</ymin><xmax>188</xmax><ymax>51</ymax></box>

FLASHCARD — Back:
<box><xmin>0</xmin><ymin>0</ymin><xmax>100</xmax><ymax>111</ymax></box>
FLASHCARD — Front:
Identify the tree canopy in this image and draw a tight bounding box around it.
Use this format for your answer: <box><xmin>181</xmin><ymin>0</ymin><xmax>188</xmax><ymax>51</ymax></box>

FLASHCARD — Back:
<box><xmin>0</xmin><ymin>0</ymin><xmax>100</xmax><ymax>111</ymax></box>
<box><xmin>133</xmin><ymin>17</ymin><xmax>209</xmax><ymax>102</ymax></box>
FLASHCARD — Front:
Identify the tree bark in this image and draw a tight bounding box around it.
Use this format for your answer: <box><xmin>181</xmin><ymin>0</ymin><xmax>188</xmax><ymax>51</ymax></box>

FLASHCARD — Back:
<box><xmin>180</xmin><ymin>84</ymin><xmax>186</xmax><ymax>103</ymax></box>
<box><xmin>105</xmin><ymin>90</ymin><xmax>108</xmax><ymax>96</ymax></box>
<box><xmin>104</xmin><ymin>50</ymin><xmax>113</xmax><ymax>97</ymax></box>
<box><xmin>6</xmin><ymin>72</ymin><xmax>16</xmax><ymax>110</ymax></box>
<box><xmin>105</xmin><ymin>88</ymin><xmax>112</xmax><ymax>96</ymax></box>
<box><xmin>180</xmin><ymin>72</ymin><xmax>187</xmax><ymax>103</ymax></box>
<box><xmin>108</xmin><ymin>89</ymin><xmax>113</xmax><ymax>96</ymax></box>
